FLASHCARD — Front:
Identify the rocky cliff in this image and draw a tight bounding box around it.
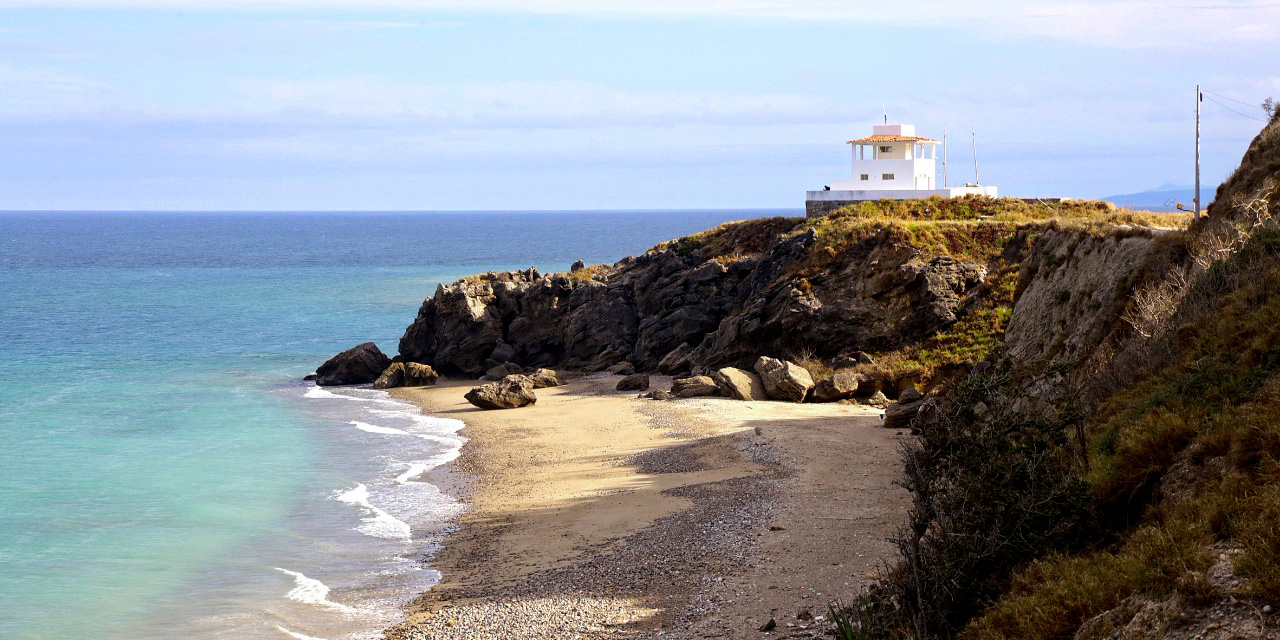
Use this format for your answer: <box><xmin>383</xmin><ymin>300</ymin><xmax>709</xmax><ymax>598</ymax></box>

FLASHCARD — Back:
<box><xmin>397</xmin><ymin>216</ymin><xmax>1048</xmax><ymax>382</ymax></box>
<box><xmin>854</xmin><ymin>118</ymin><xmax>1280</xmax><ymax>640</ymax></box>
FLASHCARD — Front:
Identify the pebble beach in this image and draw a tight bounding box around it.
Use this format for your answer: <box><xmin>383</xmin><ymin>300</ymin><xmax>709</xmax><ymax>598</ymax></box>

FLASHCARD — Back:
<box><xmin>385</xmin><ymin>375</ymin><xmax>911</xmax><ymax>639</ymax></box>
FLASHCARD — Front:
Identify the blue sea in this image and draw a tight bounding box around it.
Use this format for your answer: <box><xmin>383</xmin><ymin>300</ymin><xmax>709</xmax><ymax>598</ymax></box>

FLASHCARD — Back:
<box><xmin>0</xmin><ymin>210</ymin><xmax>793</xmax><ymax>640</ymax></box>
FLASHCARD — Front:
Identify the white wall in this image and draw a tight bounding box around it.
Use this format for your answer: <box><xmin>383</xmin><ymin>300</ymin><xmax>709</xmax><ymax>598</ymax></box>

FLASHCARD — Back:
<box><xmin>844</xmin><ymin>157</ymin><xmax>935</xmax><ymax>190</ymax></box>
<box><xmin>807</xmin><ymin>185</ymin><xmax>999</xmax><ymax>202</ymax></box>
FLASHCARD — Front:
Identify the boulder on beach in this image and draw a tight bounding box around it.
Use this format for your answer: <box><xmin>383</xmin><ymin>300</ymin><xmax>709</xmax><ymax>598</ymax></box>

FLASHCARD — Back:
<box><xmin>464</xmin><ymin>375</ymin><xmax>537</xmax><ymax>410</ymax></box>
<box><xmin>616</xmin><ymin>373</ymin><xmax>650</xmax><ymax>391</ymax></box>
<box><xmin>864</xmin><ymin>390</ymin><xmax>891</xmax><ymax>408</ymax></box>
<box><xmin>883</xmin><ymin>389</ymin><xmax>926</xmax><ymax>429</ymax></box>
<box><xmin>671</xmin><ymin>375</ymin><xmax>720</xmax><ymax>398</ymax></box>
<box><xmin>753</xmin><ymin>356</ymin><xmax>814</xmax><ymax>403</ymax></box>
<box><xmin>643</xmin><ymin>389</ymin><xmax>673</xmax><ymax>400</ymax></box>
<box><xmin>812</xmin><ymin>371</ymin><xmax>866</xmax><ymax>403</ymax></box>
<box><xmin>607</xmin><ymin>361</ymin><xmax>637</xmax><ymax>376</ymax></box>
<box><xmin>372</xmin><ymin>362</ymin><xmax>440</xmax><ymax>389</ymax></box>
<box><xmin>711</xmin><ymin>367</ymin><xmax>766</xmax><ymax>401</ymax></box>
<box><xmin>525</xmin><ymin>368</ymin><xmax>564</xmax><ymax>389</ymax></box>
<box><xmin>315</xmin><ymin>342</ymin><xmax>392</xmax><ymax>386</ymax></box>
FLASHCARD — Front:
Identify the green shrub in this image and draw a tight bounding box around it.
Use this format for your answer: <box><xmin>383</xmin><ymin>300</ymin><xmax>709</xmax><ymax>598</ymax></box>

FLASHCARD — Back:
<box><xmin>854</xmin><ymin>356</ymin><xmax>1092</xmax><ymax>638</ymax></box>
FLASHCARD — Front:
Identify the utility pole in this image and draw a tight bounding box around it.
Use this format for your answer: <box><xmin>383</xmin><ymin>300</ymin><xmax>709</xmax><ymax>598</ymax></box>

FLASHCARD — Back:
<box><xmin>1195</xmin><ymin>84</ymin><xmax>1202</xmax><ymax>221</ymax></box>
<box><xmin>971</xmin><ymin>128</ymin><xmax>979</xmax><ymax>185</ymax></box>
<box><xmin>943</xmin><ymin>124</ymin><xmax>949</xmax><ymax>188</ymax></box>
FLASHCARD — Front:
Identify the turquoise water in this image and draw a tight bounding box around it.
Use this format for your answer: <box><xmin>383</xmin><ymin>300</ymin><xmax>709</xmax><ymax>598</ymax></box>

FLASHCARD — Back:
<box><xmin>0</xmin><ymin>210</ymin><xmax>791</xmax><ymax>640</ymax></box>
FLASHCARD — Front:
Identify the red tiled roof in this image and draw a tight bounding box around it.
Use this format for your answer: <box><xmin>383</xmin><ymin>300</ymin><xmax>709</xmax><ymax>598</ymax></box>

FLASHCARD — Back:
<box><xmin>847</xmin><ymin>135</ymin><xmax>938</xmax><ymax>143</ymax></box>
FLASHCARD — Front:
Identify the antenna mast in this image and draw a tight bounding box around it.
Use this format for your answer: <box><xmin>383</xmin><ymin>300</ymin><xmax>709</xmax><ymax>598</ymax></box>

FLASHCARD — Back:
<box><xmin>1195</xmin><ymin>84</ymin><xmax>1202</xmax><ymax>221</ymax></box>
<box><xmin>971</xmin><ymin>128</ymin><xmax>980</xmax><ymax>185</ymax></box>
<box><xmin>942</xmin><ymin>124</ymin><xmax>949</xmax><ymax>188</ymax></box>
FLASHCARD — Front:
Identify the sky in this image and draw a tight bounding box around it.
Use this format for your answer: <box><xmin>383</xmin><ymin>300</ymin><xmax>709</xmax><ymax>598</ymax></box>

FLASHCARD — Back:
<box><xmin>0</xmin><ymin>1</ymin><xmax>1276</xmax><ymax>210</ymax></box>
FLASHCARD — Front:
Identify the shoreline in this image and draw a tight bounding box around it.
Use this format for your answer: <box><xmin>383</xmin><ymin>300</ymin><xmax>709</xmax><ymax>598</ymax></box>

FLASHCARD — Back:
<box><xmin>384</xmin><ymin>375</ymin><xmax>911</xmax><ymax>639</ymax></box>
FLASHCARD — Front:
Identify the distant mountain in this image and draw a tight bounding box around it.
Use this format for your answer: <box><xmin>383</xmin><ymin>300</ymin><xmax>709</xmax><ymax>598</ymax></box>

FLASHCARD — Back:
<box><xmin>1103</xmin><ymin>183</ymin><xmax>1215</xmax><ymax>212</ymax></box>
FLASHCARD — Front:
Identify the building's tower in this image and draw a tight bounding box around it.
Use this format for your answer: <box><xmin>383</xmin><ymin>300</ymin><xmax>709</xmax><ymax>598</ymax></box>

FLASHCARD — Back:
<box><xmin>846</xmin><ymin>124</ymin><xmax>939</xmax><ymax>191</ymax></box>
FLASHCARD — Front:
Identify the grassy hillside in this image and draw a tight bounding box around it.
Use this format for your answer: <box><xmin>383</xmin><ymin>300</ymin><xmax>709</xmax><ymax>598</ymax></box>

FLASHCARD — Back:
<box><xmin>843</xmin><ymin>119</ymin><xmax>1280</xmax><ymax>639</ymax></box>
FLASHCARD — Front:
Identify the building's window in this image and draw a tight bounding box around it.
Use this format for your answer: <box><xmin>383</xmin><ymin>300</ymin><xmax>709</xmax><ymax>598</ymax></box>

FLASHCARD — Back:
<box><xmin>879</xmin><ymin>146</ymin><xmax>892</xmax><ymax>153</ymax></box>
<box><xmin>882</xmin><ymin>173</ymin><xmax>895</xmax><ymax>180</ymax></box>
<box><xmin>860</xmin><ymin>174</ymin><xmax>869</xmax><ymax>181</ymax></box>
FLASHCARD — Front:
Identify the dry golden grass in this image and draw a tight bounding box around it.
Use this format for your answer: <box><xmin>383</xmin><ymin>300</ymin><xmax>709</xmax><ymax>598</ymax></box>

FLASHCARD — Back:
<box><xmin>961</xmin><ymin>235</ymin><xmax>1280</xmax><ymax>639</ymax></box>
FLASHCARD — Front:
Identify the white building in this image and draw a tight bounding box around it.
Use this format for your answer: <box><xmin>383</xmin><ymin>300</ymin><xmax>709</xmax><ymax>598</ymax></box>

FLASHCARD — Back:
<box><xmin>806</xmin><ymin>123</ymin><xmax>998</xmax><ymax>217</ymax></box>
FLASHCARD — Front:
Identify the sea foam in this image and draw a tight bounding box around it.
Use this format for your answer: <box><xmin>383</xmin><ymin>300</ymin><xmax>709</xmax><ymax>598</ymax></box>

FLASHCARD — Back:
<box><xmin>274</xmin><ymin>568</ymin><xmax>357</xmax><ymax>615</ymax></box>
<box><xmin>394</xmin><ymin>462</ymin><xmax>430</xmax><ymax>485</ymax></box>
<box><xmin>274</xmin><ymin>625</ymin><xmax>331</xmax><ymax>640</ymax></box>
<box><xmin>335</xmin><ymin>483</ymin><xmax>412</xmax><ymax>541</ymax></box>
<box><xmin>349</xmin><ymin>421</ymin><xmax>410</xmax><ymax>436</ymax></box>
<box><xmin>368</xmin><ymin>407</ymin><xmax>465</xmax><ymax>434</ymax></box>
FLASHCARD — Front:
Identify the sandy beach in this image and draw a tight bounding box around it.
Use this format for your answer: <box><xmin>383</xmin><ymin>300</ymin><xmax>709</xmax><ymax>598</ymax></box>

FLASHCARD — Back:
<box><xmin>386</xmin><ymin>375</ymin><xmax>910</xmax><ymax>639</ymax></box>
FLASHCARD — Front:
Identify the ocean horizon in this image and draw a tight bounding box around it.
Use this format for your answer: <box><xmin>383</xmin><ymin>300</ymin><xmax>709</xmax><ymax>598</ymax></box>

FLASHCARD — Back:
<box><xmin>0</xmin><ymin>209</ymin><xmax>795</xmax><ymax>640</ymax></box>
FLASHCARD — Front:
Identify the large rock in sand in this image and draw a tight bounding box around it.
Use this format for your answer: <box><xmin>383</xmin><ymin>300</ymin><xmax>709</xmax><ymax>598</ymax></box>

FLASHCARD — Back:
<box><xmin>753</xmin><ymin>356</ymin><xmax>814</xmax><ymax>402</ymax></box>
<box><xmin>712</xmin><ymin>367</ymin><xmax>766</xmax><ymax>401</ymax></box>
<box><xmin>372</xmin><ymin>362</ymin><xmax>440</xmax><ymax>389</ymax></box>
<box><xmin>524</xmin><ymin>368</ymin><xmax>564</xmax><ymax>389</ymax></box>
<box><xmin>616</xmin><ymin>373</ymin><xmax>650</xmax><ymax>391</ymax></box>
<box><xmin>883</xmin><ymin>388</ymin><xmax>926</xmax><ymax>429</ymax></box>
<box><xmin>671</xmin><ymin>375</ymin><xmax>720</xmax><ymax>398</ymax></box>
<box><xmin>464</xmin><ymin>375</ymin><xmax>537</xmax><ymax>410</ymax></box>
<box><xmin>316</xmin><ymin>342</ymin><xmax>392</xmax><ymax>386</ymax></box>
<box><xmin>811</xmin><ymin>371</ymin><xmax>866</xmax><ymax>403</ymax></box>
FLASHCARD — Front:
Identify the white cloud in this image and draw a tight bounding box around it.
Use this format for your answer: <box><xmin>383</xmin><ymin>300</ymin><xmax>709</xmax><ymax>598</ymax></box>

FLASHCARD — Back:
<box><xmin>229</xmin><ymin>78</ymin><xmax>848</xmax><ymax>128</ymax></box>
<box><xmin>1</xmin><ymin>0</ymin><xmax>1275</xmax><ymax>48</ymax></box>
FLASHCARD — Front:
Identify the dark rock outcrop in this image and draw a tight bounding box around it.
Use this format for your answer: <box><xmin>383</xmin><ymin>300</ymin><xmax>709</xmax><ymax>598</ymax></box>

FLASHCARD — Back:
<box><xmin>616</xmin><ymin>373</ymin><xmax>650</xmax><ymax>391</ymax></box>
<box><xmin>483</xmin><ymin>362</ymin><xmax>524</xmax><ymax>381</ymax></box>
<box><xmin>372</xmin><ymin>362</ymin><xmax>439</xmax><ymax>389</ymax></box>
<box><xmin>711</xmin><ymin>367</ymin><xmax>766</xmax><ymax>400</ymax></box>
<box><xmin>754</xmin><ymin>356</ymin><xmax>814</xmax><ymax>402</ymax></box>
<box><xmin>657</xmin><ymin>343</ymin><xmax>694</xmax><ymax>375</ymax></box>
<box><xmin>316</xmin><ymin>342</ymin><xmax>392</xmax><ymax>386</ymax></box>
<box><xmin>397</xmin><ymin>220</ymin><xmax>993</xmax><ymax>378</ymax></box>
<box><xmin>464</xmin><ymin>375</ymin><xmax>537</xmax><ymax>410</ymax></box>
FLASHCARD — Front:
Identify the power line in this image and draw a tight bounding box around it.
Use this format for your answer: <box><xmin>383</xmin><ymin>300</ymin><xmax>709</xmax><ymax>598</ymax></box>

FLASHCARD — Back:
<box><xmin>1204</xmin><ymin>95</ymin><xmax>1267</xmax><ymax>122</ymax></box>
<box><xmin>1203</xmin><ymin>88</ymin><xmax>1264</xmax><ymax>110</ymax></box>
